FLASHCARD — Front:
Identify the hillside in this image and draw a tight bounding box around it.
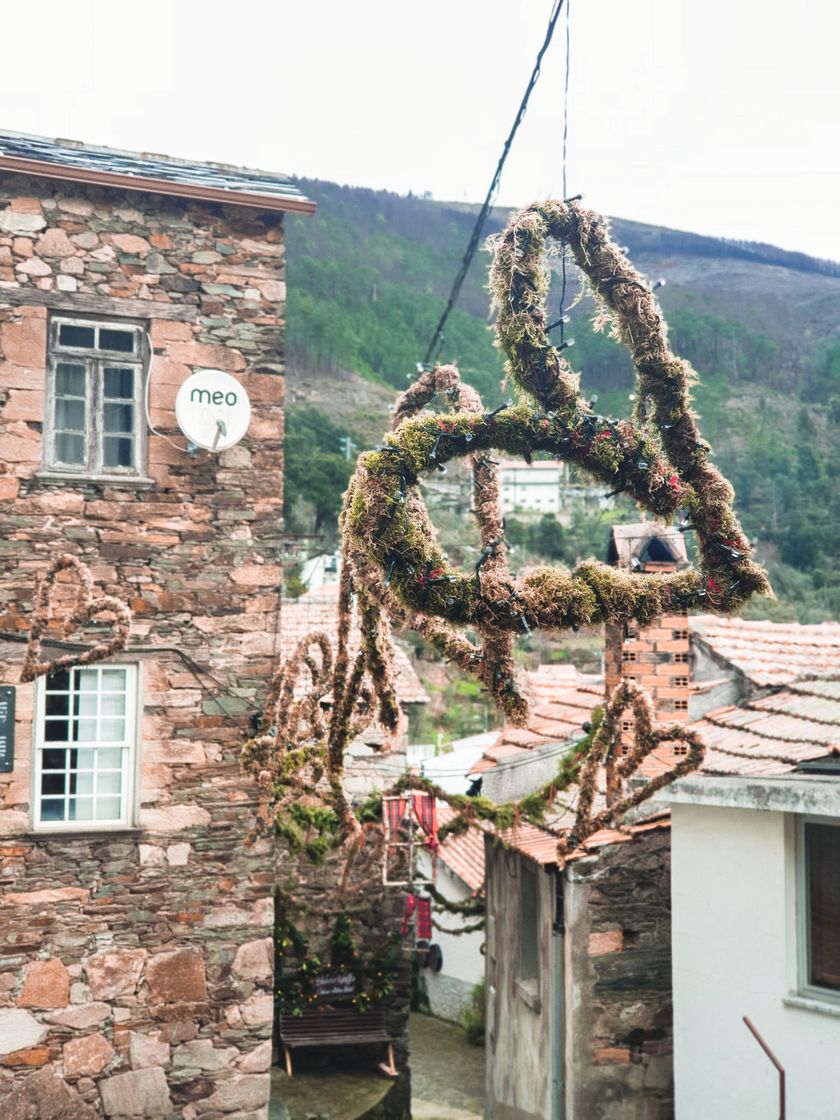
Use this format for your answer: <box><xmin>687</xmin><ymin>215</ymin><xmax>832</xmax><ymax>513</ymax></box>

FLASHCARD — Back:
<box><xmin>284</xmin><ymin>179</ymin><xmax>840</xmax><ymax>623</ymax></box>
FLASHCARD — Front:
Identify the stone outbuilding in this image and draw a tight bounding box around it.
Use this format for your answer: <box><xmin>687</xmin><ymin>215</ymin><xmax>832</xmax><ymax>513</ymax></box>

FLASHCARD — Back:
<box><xmin>0</xmin><ymin>130</ymin><xmax>313</xmax><ymax>1118</ymax></box>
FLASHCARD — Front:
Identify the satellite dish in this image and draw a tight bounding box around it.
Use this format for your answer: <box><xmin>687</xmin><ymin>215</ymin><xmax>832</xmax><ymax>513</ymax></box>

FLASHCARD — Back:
<box><xmin>174</xmin><ymin>370</ymin><xmax>251</xmax><ymax>451</ymax></box>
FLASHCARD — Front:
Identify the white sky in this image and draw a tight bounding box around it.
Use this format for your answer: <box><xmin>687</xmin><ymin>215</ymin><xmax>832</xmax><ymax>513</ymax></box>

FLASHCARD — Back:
<box><xmin>2</xmin><ymin>0</ymin><xmax>839</xmax><ymax>259</ymax></box>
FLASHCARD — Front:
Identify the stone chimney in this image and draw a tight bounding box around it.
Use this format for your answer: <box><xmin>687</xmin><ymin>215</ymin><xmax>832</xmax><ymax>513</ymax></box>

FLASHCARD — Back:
<box><xmin>604</xmin><ymin>524</ymin><xmax>691</xmax><ymax>755</ymax></box>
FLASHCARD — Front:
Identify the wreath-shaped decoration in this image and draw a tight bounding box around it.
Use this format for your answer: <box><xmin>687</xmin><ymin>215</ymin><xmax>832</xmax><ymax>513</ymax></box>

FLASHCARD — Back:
<box><xmin>21</xmin><ymin>554</ymin><xmax>132</xmax><ymax>683</ymax></box>
<box><xmin>343</xmin><ymin>200</ymin><xmax>770</xmax><ymax>722</ymax></box>
<box><xmin>557</xmin><ymin>678</ymin><xmax>705</xmax><ymax>858</ymax></box>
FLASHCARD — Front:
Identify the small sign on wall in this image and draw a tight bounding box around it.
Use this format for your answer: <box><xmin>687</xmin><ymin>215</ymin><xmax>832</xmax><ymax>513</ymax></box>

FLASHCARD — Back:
<box><xmin>314</xmin><ymin>972</ymin><xmax>357</xmax><ymax>1001</ymax></box>
<box><xmin>0</xmin><ymin>686</ymin><xmax>15</xmax><ymax>773</ymax></box>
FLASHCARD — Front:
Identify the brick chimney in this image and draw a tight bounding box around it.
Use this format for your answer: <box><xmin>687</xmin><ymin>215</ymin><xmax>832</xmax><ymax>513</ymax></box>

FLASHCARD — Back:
<box><xmin>604</xmin><ymin>524</ymin><xmax>691</xmax><ymax>756</ymax></box>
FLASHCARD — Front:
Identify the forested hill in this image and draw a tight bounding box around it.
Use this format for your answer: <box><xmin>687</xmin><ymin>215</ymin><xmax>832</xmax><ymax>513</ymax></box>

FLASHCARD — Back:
<box><xmin>284</xmin><ymin>178</ymin><xmax>840</xmax><ymax>622</ymax></box>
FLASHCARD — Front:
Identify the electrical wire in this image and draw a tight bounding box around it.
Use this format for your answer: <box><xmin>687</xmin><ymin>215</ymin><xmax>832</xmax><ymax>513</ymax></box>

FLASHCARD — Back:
<box><xmin>142</xmin><ymin>330</ymin><xmax>191</xmax><ymax>453</ymax></box>
<box><xmin>422</xmin><ymin>0</ymin><xmax>568</xmax><ymax>367</ymax></box>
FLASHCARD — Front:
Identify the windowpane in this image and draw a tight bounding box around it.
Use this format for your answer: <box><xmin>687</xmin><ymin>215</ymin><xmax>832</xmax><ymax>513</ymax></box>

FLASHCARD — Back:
<box><xmin>97</xmin><ymin>773</ymin><xmax>122</xmax><ymax>795</ymax></box>
<box><xmin>48</xmin><ymin>670</ymin><xmax>70</xmax><ymax>692</ymax></box>
<box><xmin>41</xmin><ymin>772</ymin><xmax>66</xmax><ymax>796</ymax></box>
<box><xmin>42</xmin><ymin>748</ymin><xmax>66</xmax><ymax>770</ymax></box>
<box><xmin>807</xmin><ymin>823</ymin><xmax>840</xmax><ymax>991</ymax></box>
<box><xmin>103</xmin><ymin>436</ymin><xmax>134</xmax><ymax>468</ymax></box>
<box><xmin>54</xmin><ymin>433</ymin><xmax>85</xmax><ymax>466</ymax></box>
<box><xmin>76</xmin><ymin>670</ymin><xmax>99</xmax><ymax>692</ymax></box>
<box><xmin>55</xmin><ymin>362</ymin><xmax>87</xmax><ymax>397</ymax></box>
<box><xmin>58</xmin><ymin>324</ymin><xmax>95</xmax><ymax>348</ymax></box>
<box><xmin>95</xmin><ymin>797</ymin><xmax>122</xmax><ymax>820</ymax></box>
<box><xmin>73</xmin><ymin>693</ymin><xmax>98</xmax><ymax>717</ymax></box>
<box><xmin>71</xmin><ymin>773</ymin><xmax>95</xmax><ymax>795</ymax></box>
<box><xmin>40</xmin><ymin>799</ymin><xmax>66</xmax><ymax>821</ymax></box>
<box><xmin>102</xmin><ymin>670</ymin><xmax>127</xmax><ymax>692</ymax></box>
<box><xmin>45</xmin><ymin>693</ymin><xmax>69</xmax><ymax>717</ymax></box>
<box><xmin>55</xmin><ymin>398</ymin><xmax>86</xmax><ymax>431</ymax></box>
<box><xmin>104</xmin><ymin>402</ymin><xmax>134</xmax><ymax>433</ymax></box>
<box><xmin>520</xmin><ymin>864</ymin><xmax>540</xmax><ymax>981</ymax></box>
<box><xmin>104</xmin><ymin>367</ymin><xmax>135</xmax><ymax>399</ymax></box>
<box><xmin>69</xmin><ymin>798</ymin><xmax>95</xmax><ymax>821</ymax></box>
<box><xmin>73</xmin><ymin>719</ymin><xmax>98</xmax><ymax>743</ymax></box>
<box><xmin>44</xmin><ymin>719</ymin><xmax>69</xmax><ymax>742</ymax></box>
<box><xmin>101</xmin><ymin>694</ymin><xmax>125</xmax><ymax>717</ymax></box>
<box><xmin>100</xmin><ymin>718</ymin><xmax>126</xmax><ymax>741</ymax></box>
<box><xmin>95</xmin><ymin>748</ymin><xmax>123</xmax><ymax>768</ymax></box>
<box><xmin>99</xmin><ymin>329</ymin><xmax>135</xmax><ymax>353</ymax></box>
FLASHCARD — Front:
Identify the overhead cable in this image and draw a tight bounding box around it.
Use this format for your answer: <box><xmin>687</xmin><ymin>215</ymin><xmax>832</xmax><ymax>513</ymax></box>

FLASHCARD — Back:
<box><xmin>422</xmin><ymin>0</ymin><xmax>568</xmax><ymax>368</ymax></box>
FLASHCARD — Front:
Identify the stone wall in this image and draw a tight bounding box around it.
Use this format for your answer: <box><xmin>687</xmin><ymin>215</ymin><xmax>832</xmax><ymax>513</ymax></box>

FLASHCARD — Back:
<box><xmin>565</xmin><ymin>830</ymin><xmax>673</xmax><ymax>1120</ymax></box>
<box><xmin>0</xmin><ymin>171</ymin><xmax>287</xmax><ymax>1117</ymax></box>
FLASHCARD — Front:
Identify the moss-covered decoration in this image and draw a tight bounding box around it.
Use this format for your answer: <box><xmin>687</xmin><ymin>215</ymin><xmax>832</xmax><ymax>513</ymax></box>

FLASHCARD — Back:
<box><xmin>342</xmin><ymin>201</ymin><xmax>770</xmax><ymax>720</ymax></box>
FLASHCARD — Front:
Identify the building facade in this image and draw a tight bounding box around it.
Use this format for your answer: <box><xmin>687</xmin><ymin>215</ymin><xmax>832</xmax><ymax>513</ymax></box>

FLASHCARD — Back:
<box><xmin>0</xmin><ymin>132</ymin><xmax>313</xmax><ymax>1118</ymax></box>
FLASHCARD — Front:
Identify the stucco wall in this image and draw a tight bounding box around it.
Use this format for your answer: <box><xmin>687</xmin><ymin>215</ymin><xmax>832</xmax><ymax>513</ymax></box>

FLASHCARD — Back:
<box><xmin>671</xmin><ymin>802</ymin><xmax>840</xmax><ymax>1120</ymax></box>
<box><xmin>485</xmin><ymin>841</ymin><xmax>554</xmax><ymax>1120</ymax></box>
<box><xmin>416</xmin><ymin>851</ymin><xmax>484</xmax><ymax>1023</ymax></box>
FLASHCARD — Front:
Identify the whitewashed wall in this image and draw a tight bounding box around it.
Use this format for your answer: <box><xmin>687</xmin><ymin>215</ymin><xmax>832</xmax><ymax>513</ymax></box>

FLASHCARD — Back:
<box><xmin>671</xmin><ymin>802</ymin><xmax>840</xmax><ymax>1120</ymax></box>
<box><xmin>416</xmin><ymin>849</ymin><xmax>485</xmax><ymax>1022</ymax></box>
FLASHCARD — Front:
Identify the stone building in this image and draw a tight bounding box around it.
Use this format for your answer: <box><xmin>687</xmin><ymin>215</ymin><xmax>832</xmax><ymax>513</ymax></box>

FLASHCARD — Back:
<box><xmin>0</xmin><ymin>131</ymin><xmax>314</xmax><ymax>1118</ymax></box>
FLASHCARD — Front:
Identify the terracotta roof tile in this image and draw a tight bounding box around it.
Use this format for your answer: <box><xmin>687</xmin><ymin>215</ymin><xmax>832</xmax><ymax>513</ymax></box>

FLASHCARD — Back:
<box><xmin>691</xmin><ymin>616</ymin><xmax>840</xmax><ymax>687</ymax></box>
<box><xmin>436</xmin><ymin>805</ymin><xmax>486</xmax><ymax>891</ymax></box>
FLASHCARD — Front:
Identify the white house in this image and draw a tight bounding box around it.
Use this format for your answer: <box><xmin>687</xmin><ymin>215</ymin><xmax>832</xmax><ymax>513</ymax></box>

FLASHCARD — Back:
<box><xmin>660</xmin><ymin>674</ymin><xmax>840</xmax><ymax>1120</ymax></box>
<box><xmin>416</xmin><ymin>805</ymin><xmax>486</xmax><ymax>1023</ymax></box>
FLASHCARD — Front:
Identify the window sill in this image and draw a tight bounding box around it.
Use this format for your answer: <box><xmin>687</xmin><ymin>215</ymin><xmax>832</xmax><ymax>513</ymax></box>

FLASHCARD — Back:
<box><xmin>34</xmin><ymin>471</ymin><xmax>155</xmax><ymax>490</ymax></box>
<box><xmin>516</xmin><ymin>978</ymin><xmax>541</xmax><ymax>1014</ymax></box>
<box><xmin>29</xmin><ymin>825</ymin><xmax>140</xmax><ymax>838</ymax></box>
<box><xmin>783</xmin><ymin>993</ymin><xmax>840</xmax><ymax>1019</ymax></box>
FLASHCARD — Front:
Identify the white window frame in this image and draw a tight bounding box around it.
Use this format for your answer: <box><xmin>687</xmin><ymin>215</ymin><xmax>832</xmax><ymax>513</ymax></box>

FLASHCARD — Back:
<box><xmin>796</xmin><ymin>815</ymin><xmax>840</xmax><ymax>1005</ymax></box>
<box><xmin>43</xmin><ymin>315</ymin><xmax>147</xmax><ymax>479</ymax></box>
<box><xmin>32</xmin><ymin>663</ymin><xmax>140</xmax><ymax>833</ymax></box>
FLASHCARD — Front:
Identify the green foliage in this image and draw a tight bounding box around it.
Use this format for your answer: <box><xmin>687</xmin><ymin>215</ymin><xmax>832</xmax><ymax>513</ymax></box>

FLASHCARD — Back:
<box><xmin>459</xmin><ymin>980</ymin><xmax>486</xmax><ymax>1047</ymax></box>
<box><xmin>284</xmin><ymin>407</ymin><xmax>358</xmax><ymax>537</ymax></box>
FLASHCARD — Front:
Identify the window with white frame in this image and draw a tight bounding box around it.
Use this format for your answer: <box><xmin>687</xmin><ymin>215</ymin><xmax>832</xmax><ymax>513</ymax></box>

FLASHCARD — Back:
<box><xmin>799</xmin><ymin>818</ymin><xmax>840</xmax><ymax>997</ymax></box>
<box><xmin>35</xmin><ymin>666</ymin><xmax>137</xmax><ymax>828</ymax></box>
<box><xmin>45</xmin><ymin>317</ymin><xmax>146</xmax><ymax>476</ymax></box>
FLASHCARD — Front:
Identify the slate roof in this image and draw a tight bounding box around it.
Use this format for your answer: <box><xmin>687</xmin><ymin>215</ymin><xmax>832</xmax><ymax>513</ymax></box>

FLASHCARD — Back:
<box><xmin>280</xmin><ymin>585</ymin><xmax>429</xmax><ymax>706</ymax></box>
<box><xmin>690</xmin><ymin>615</ymin><xmax>840</xmax><ymax>687</ymax></box>
<box><xmin>0</xmin><ymin>129</ymin><xmax>315</xmax><ymax>214</ymax></box>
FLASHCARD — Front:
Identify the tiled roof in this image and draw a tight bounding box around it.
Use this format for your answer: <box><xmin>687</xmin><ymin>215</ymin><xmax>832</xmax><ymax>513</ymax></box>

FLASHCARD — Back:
<box><xmin>469</xmin><ymin>665</ymin><xmax>602</xmax><ymax>774</ymax></box>
<box><xmin>436</xmin><ymin>805</ymin><xmax>486</xmax><ymax>891</ymax></box>
<box><xmin>691</xmin><ymin>615</ymin><xmax>840</xmax><ymax>687</ymax></box>
<box><xmin>694</xmin><ymin>676</ymin><xmax>840</xmax><ymax>776</ymax></box>
<box><xmin>0</xmin><ymin>129</ymin><xmax>315</xmax><ymax>214</ymax></box>
<box><xmin>281</xmin><ymin>586</ymin><xmax>429</xmax><ymax>706</ymax></box>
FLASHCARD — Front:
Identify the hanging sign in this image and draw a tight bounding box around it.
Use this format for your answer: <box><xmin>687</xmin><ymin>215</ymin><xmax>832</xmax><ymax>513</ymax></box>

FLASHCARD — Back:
<box><xmin>174</xmin><ymin>370</ymin><xmax>251</xmax><ymax>451</ymax></box>
<box><xmin>314</xmin><ymin>972</ymin><xmax>357</xmax><ymax>1001</ymax></box>
<box><xmin>0</xmin><ymin>687</ymin><xmax>15</xmax><ymax>773</ymax></box>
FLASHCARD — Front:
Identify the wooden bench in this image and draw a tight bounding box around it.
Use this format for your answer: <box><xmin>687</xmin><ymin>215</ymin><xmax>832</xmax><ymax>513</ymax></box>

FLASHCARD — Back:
<box><xmin>279</xmin><ymin>1006</ymin><xmax>396</xmax><ymax>1078</ymax></box>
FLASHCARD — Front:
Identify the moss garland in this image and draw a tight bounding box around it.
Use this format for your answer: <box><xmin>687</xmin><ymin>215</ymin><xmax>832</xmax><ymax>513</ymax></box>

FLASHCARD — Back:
<box><xmin>557</xmin><ymin>677</ymin><xmax>705</xmax><ymax>857</ymax></box>
<box><xmin>21</xmin><ymin>553</ymin><xmax>132</xmax><ymax>683</ymax></box>
<box><xmin>342</xmin><ymin>201</ymin><xmax>770</xmax><ymax>708</ymax></box>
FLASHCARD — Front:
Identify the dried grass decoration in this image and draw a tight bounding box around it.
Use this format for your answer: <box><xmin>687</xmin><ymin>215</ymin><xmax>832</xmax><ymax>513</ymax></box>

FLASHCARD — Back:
<box><xmin>20</xmin><ymin>553</ymin><xmax>132</xmax><ymax>683</ymax></box>
<box><xmin>557</xmin><ymin>678</ymin><xmax>705</xmax><ymax>858</ymax></box>
<box><xmin>344</xmin><ymin>199</ymin><xmax>770</xmax><ymax>722</ymax></box>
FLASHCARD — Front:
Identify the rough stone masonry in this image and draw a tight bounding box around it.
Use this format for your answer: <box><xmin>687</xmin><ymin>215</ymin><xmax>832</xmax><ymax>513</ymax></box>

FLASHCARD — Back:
<box><xmin>0</xmin><ymin>143</ymin><xmax>305</xmax><ymax>1119</ymax></box>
